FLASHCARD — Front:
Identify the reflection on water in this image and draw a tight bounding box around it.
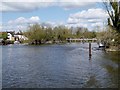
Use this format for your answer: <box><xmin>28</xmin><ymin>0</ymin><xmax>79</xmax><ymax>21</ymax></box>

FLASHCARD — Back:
<box><xmin>2</xmin><ymin>43</ymin><xmax>119</xmax><ymax>88</ymax></box>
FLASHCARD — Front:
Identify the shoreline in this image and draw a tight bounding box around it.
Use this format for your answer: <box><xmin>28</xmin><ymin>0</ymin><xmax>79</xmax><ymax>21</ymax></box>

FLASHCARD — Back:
<box><xmin>105</xmin><ymin>48</ymin><xmax>120</xmax><ymax>52</ymax></box>
<box><xmin>1</xmin><ymin>42</ymin><xmax>120</xmax><ymax>52</ymax></box>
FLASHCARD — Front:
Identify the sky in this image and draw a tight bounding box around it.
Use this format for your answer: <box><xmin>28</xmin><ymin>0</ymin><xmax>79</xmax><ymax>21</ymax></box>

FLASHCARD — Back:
<box><xmin>0</xmin><ymin>0</ymin><xmax>111</xmax><ymax>32</ymax></box>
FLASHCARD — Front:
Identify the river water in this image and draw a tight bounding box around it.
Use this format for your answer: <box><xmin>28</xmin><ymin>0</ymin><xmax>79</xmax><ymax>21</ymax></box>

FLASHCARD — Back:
<box><xmin>2</xmin><ymin>43</ymin><xmax>119</xmax><ymax>88</ymax></box>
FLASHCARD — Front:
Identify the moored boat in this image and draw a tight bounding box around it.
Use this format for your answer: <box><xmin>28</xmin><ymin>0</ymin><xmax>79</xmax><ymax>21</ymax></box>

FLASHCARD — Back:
<box><xmin>98</xmin><ymin>43</ymin><xmax>105</xmax><ymax>48</ymax></box>
<box><xmin>14</xmin><ymin>41</ymin><xmax>20</xmax><ymax>44</ymax></box>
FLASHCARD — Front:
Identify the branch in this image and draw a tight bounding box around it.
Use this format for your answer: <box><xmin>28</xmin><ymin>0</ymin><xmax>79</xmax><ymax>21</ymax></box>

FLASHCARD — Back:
<box><xmin>103</xmin><ymin>2</ymin><xmax>115</xmax><ymax>25</ymax></box>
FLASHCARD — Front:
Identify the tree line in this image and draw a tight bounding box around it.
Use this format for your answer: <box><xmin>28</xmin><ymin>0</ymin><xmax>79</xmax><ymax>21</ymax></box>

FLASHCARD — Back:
<box><xmin>24</xmin><ymin>24</ymin><xmax>96</xmax><ymax>45</ymax></box>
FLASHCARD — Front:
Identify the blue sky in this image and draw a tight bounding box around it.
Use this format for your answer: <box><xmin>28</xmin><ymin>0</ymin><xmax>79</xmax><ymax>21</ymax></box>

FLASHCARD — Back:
<box><xmin>1</xmin><ymin>1</ymin><xmax>109</xmax><ymax>32</ymax></box>
<box><xmin>2</xmin><ymin>2</ymin><xmax>97</xmax><ymax>22</ymax></box>
<box><xmin>3</xmin><ymin>6</ymin><xmax>79</xmax><ymax>23</ymax></box>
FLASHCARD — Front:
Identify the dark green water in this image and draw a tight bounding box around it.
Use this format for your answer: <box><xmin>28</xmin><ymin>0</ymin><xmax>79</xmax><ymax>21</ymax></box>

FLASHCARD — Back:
<box><xmin>2</xmin><ymin>43</ymin><xmax>120</xmax><ymax>88</ymax></box>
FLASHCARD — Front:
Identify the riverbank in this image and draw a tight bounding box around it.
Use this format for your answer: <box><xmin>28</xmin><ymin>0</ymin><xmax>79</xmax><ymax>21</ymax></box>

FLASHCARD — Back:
<box><xmin>0</xmin><ymin>40</ymin><xmax>14</xmax><ymax>45</ymax></box>
<box><xmin>105</xmin><ymin>46</ymin><xmax>120</xmax><ymax>52</ymax></box>
<box><xmin>0</xmin><ymin>39</ymin><xmax>69</xmax><ymax>45</ymax></box>
<box><xmin>1</xmin><ymin>41</ymin><xmax>120</xmax><ymax>53</ymax></box>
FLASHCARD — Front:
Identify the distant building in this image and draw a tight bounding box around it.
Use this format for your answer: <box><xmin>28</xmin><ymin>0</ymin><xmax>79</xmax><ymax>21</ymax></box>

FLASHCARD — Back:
<box><xmin>14</xmin><ymin>33</ymin><xmax>28</xmax><ymax>41</ymax></box>
<box><xmin>0</xmin><ymin>31</ymin><xmax>28</xmax><ymax>42</ymax></box>
<box><xmin>7</xmin><ymin>31</ymin><xmax>15</xmax><ymax>41</ymax></box>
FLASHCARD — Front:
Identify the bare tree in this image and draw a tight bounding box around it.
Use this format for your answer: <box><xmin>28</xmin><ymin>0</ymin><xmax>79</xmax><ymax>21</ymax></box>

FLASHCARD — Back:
<box><xmin>103</xmin><ymin>0</ymin><xmax>120</xmax><ymax>32</ymax></box>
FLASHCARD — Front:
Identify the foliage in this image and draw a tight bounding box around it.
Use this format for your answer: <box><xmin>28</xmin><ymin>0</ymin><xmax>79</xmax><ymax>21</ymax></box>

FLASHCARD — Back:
<box><xmin>75</xmin><ymin>27</ymin><xmax>96</xmax><ymax>38</ymax></box>
<box><xmin>24</xmin><ymin>24</ymin><xmax>45</xmax><ymax>44</ymax></box>
<box><xmin>54</xmin><ymin>26</ymin><xmax>72</xmax><ymax>41</ymax></box>
<box><xmin>0</xmin><ymin>32</ymin><xmax>8</xmax><ymax>40</ymax></box>
<box><xmin>96</xmin><ymin>26</ymin><xmax>120</xmax><ymax>48</ymax></box>
<box><xmin>24</xmin><ymin>23</ymin><xmax>97</xmax><ymax>44</ymax></box>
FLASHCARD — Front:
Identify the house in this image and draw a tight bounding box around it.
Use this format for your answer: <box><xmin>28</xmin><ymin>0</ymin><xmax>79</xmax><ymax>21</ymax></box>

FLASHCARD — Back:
<box><xmin>0</xmin><ymin>31</ymin><xmax>28</xmax><ymax>43</ymax></box>
<box><xmin>7</xmin><ymin>31</ymin><xmax>15</xmax><ymax>41</ymax></box>
<box><xmin>6</xmin><ymin>31</ymin><xmax>28</xmax><ymax>41</ymax></box>
<box><xmin>14</xmin><ymin>33</ymin><xmax>28</xmax><ymax>41</ymax></box>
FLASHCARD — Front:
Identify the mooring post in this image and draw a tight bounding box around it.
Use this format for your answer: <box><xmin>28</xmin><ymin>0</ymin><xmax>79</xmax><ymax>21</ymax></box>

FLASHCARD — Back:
<box><xmin>89</xmin><ymin>42</ymin><xmax>92</xmax><ymax>57</ymax></box>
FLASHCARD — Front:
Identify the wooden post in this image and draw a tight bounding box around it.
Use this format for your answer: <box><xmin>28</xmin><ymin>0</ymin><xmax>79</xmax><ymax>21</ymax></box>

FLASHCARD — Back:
<box><xmin>89</xmin><ymin>43</ymin><xmax>92</xmax><ymax>57</ymax></box>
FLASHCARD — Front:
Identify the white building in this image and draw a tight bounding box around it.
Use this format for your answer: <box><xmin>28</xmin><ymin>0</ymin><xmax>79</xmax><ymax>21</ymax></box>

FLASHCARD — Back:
<box><xmin>14</xmin><ymin>34</ymin><xmax>28</xmax><ymax>41</ymax></box>
<box><xmin>7</xmin><ymin>31</ymin><xmax>15</xmax><ymax>41</ymax></box>
<box><xmin>7</xmin><ymin>31</ymin><xmax>28</xmax><ymax>41</ymax></box>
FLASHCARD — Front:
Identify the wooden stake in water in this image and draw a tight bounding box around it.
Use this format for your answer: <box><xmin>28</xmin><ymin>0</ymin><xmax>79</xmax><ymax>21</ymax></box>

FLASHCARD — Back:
<box><xmin>89</xmin><ymin>43</ymin><xmax>92</xmax><ymax>57</ymax></box>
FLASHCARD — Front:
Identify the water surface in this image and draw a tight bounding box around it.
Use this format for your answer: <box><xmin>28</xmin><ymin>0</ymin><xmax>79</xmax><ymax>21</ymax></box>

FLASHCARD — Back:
<box><xmin>2</xmin><ymin>43</ymin><xmax>119</xmax><ymax>88</ymax></box>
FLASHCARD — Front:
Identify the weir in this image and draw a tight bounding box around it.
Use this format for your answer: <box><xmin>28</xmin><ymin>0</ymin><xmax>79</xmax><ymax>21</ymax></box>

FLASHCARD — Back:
<box><xmin>66</xmin><ymin>38</ymin><xmax>97</xmax><ymax>42</ymax></box>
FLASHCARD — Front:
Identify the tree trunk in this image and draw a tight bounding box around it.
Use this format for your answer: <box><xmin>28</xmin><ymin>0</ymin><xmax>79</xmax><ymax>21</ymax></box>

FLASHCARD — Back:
<box><xmin>35</xmin><ymin>40</ymin><xmax>37</xmax><ymax>45</ymax></box>
<box><xmin>38</xmin><ymin>40</ymin><xmax>41</xmax><ymax>44</ymax></box>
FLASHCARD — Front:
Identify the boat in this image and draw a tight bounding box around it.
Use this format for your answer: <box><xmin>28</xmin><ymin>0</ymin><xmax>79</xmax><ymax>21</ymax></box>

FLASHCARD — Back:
<box><xmin>14</xmin><ymin>41</ymin><xmax>20</xmax><ymax>44</ymax></box>
<box><xmin>98</xmin><ymin>43</ymin><xmax>105</xmax><ymax>48</ymax></box>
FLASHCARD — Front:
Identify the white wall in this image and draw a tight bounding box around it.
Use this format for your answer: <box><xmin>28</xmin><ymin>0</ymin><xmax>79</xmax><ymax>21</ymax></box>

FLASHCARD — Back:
<box><xmin>7</xmin><ymin>33</ymin><xmax>12</xmax><ymax>40</ymax></box>
<box><xmin>14</xmin><ymin>35</ymin><xmax>28</xmax><ymax>40</ymax></box>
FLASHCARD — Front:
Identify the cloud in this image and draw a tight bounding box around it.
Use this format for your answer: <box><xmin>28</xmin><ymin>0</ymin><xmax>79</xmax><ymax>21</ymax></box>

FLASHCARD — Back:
<box><xmin>1</xmin><ymin>2</ymin><xmax>55</xmax><ymax>12</ymax></box>
<box><xmin>8</xmin><ymin>16</ymin><xmax>40</xmax><ymax>24</ymax></box>
<box><xmin>2</xmin><ymin>0</ymin><xmax>56</xmax><ymax>2</ymax></box>
<box><xmin>40</xmin><ymin>21</ymin><xmax>65</xmax><ymax>28</ymax></box>
<box><xmin>2</xmin><ymin>16</ymin><xmax>65</xmax><ymax>32</ymax></box>
<box><xmin>2</xmin><ymin>0</ymin><xmax>103</xmax><ymax>2</ymax></box>
<box><xmin>2</xmin><ymin>7</ymin><xmax>109</xmax><ymax>32</ymax></box>
<box><xmin>87</xmin><ymin>19</ymin><xmax>103</xmax><ymax>23</ymax></box>
<box><xmin>0</xmin><ymin>1</ymin><xmax>99</xmax><ymax>12</ymax></box>
<box><xmin>29</xmin><ymin>16</ymin><xmax>40</xmax><ymax>23</ymax></box>
<box><xmin>2</xmin><ymin>16</ymin><xmax>40</xmax><ymax>32</ymax></box>
<box><xmin>91</xmin><ymin>22</ymin><xmax>103</xmax><ymax>27</ymax></box>
<box><xmin>67</xmin><ymin>8</ymin><xmax>109</xmax><ymax>29</ymax></box>
<box><xmin>69</xmin><ymin>8</ymin><xmax>108</xmax><ymax>19</ymax></box>
<box><xmin>2</xmin><ymin>24</ymin><xmax>27</xmax><ymax>32</ymax></box>
<box><xmin>59</xmin><ymin>2</ymin><xmax>96</xmax><ymax>10</ymax></box>
<box><xmin>8</xmin><ymin>17</ymin><xmax>27</xmax><ymax>24</ymax></box>
<box><xmin>16</xmin><ymin>25</ymin><xmax>27</xmax><ymax>31</ymax></box>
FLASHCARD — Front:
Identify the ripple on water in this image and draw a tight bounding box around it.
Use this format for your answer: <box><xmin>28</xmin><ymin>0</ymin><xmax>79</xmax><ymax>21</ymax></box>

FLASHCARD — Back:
<box><xmin>2</xmin><ymin>43</ymin><xmax>119</xmax><ymax>88</ymax></box>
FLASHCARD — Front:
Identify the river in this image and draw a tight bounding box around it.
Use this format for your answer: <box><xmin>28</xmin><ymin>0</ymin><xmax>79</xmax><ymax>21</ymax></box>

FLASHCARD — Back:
<box><xmin>2</xmin><ymin>43</ymin><xmax>119</xmax><ymax>88</ymax></box>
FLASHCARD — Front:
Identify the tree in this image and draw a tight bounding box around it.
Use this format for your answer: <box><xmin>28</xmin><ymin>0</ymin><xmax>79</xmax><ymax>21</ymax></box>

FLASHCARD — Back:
<box><xmin>75</xmin><ymin>27</ymin><xmax>82</xmax><ymax>38</ymax></box>
<box><xmin>53</xmin><ymin>26</ymin><xmax>72</xmax><ymax>41</ymax></box>
<box><xmin>0</xmin><ymin>32</ymin><xmax>8</xmax><ymax>40</ymax></box>
<box><xmin>44</xmin><ymin>27</ymin><xmax>54</xmax><ymax>41</ymax></box>
<box><xmin>24</xmin><ymin>23</ymin><xmax>45</xmax><ymax>44</ymax></box>
<box><xmin>96</xmin><ymin>26</ymin><xmax>120</xmax><ymax>48</ymax></box>
<box><xmin>103</xmin><ymin>0</ymin><xmax>120</xmax><ymax>32</ymax></box>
